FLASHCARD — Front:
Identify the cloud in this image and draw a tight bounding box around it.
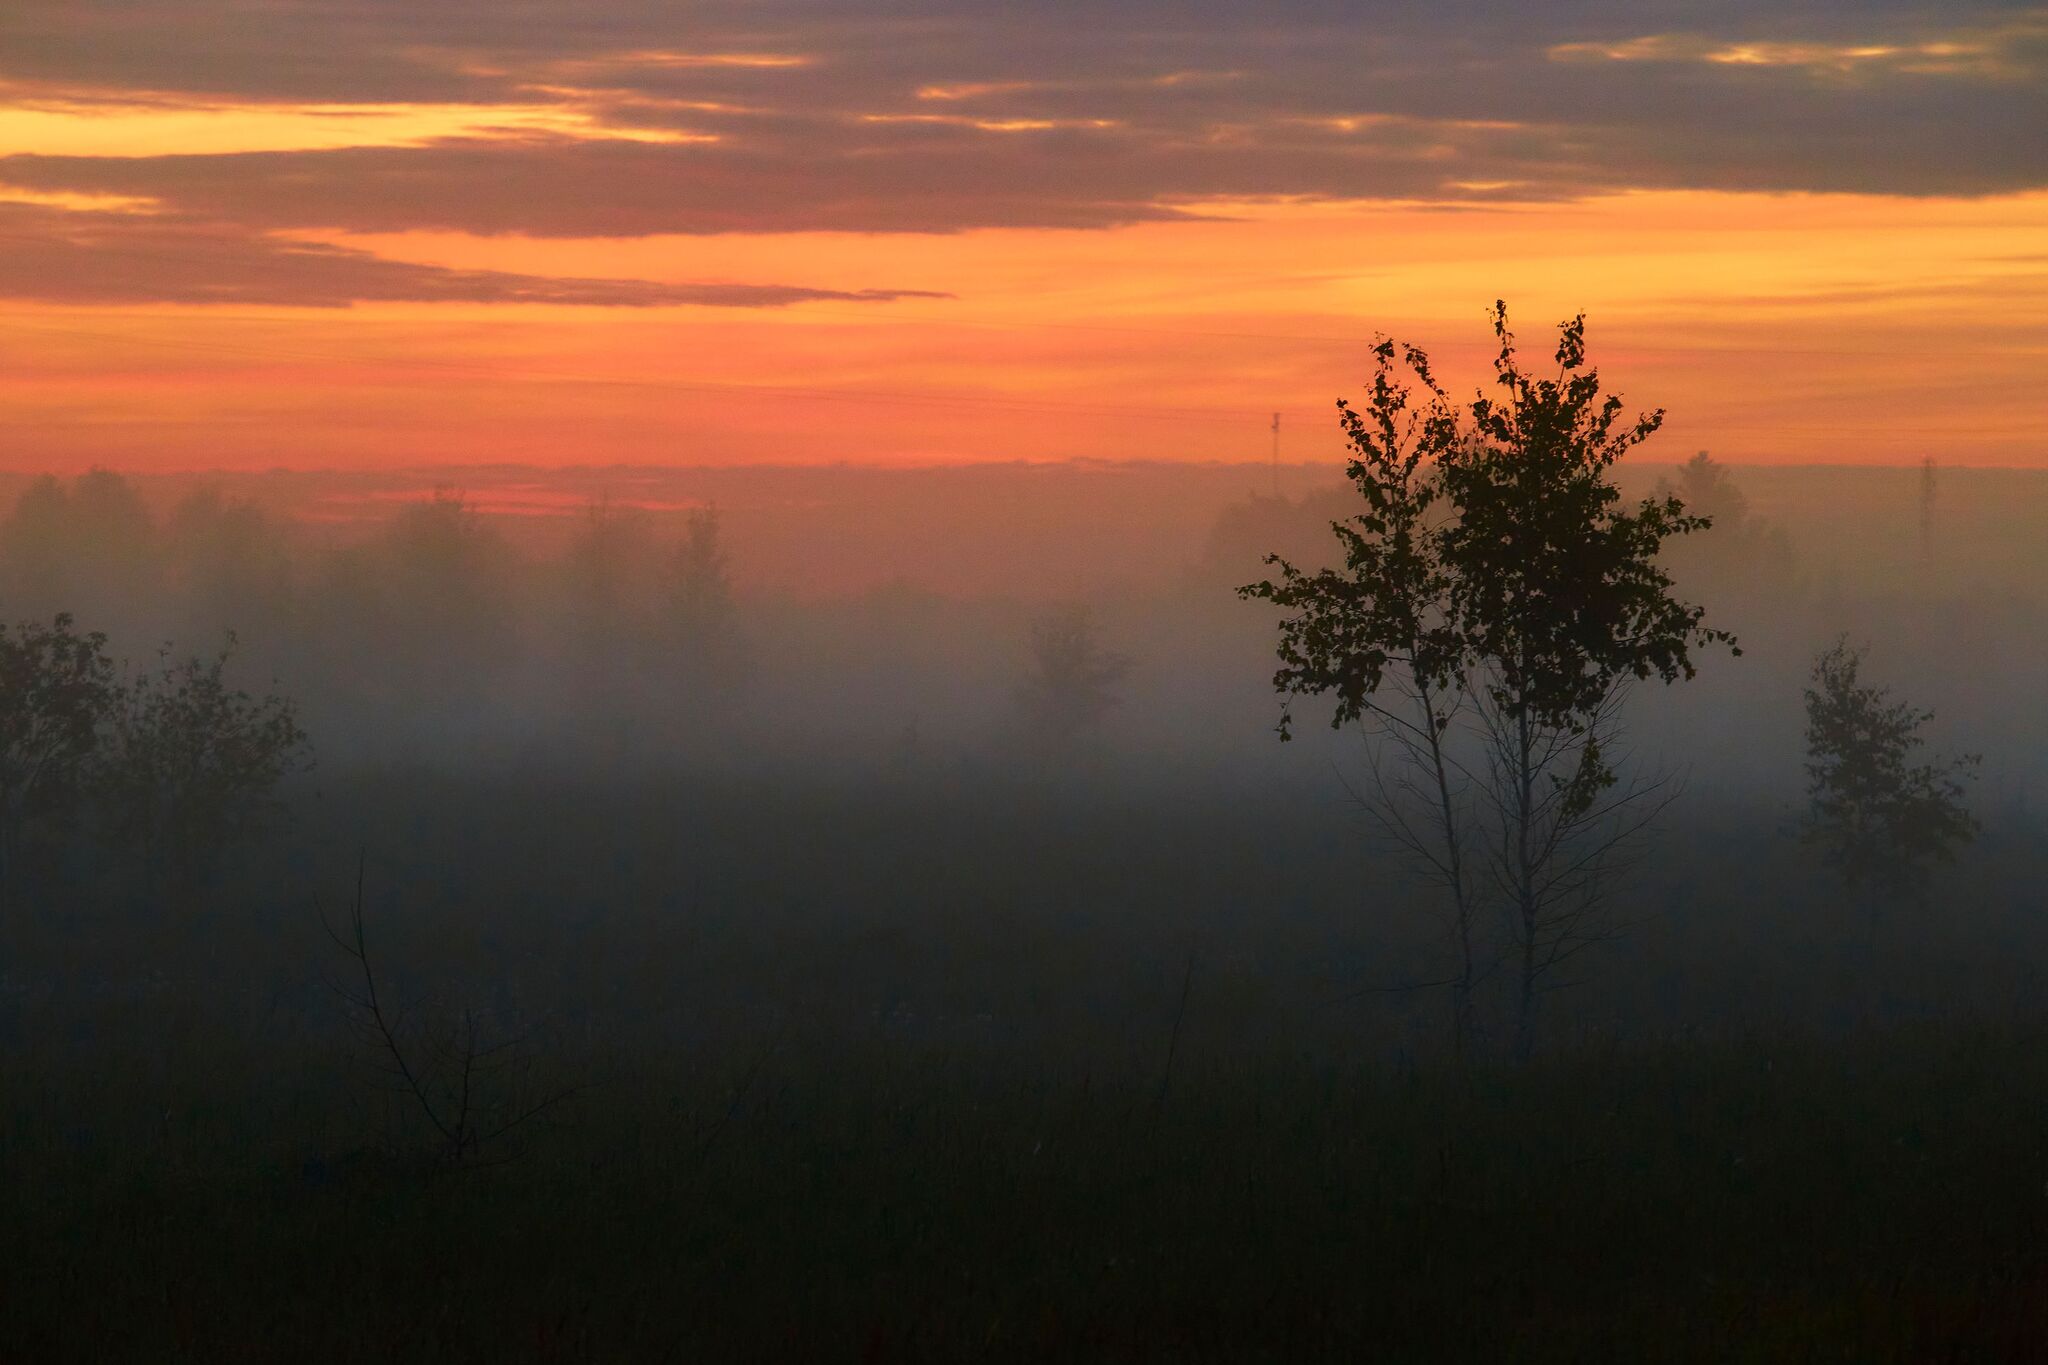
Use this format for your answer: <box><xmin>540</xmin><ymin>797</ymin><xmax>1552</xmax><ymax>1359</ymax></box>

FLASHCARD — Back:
<box><xmin>0</xmin><ymin>0</ymin><xmax>2041</xmax><ymax>244</ymax></box>
<box><xmin>1547</xmin><ymin>17</ymin><xmax>2048</xmax><ymax>80</ymax></box>
<box><xmin>0</xmin><ymin>202</ymin><xmax>948</xmax><ymax>306</ymax></box>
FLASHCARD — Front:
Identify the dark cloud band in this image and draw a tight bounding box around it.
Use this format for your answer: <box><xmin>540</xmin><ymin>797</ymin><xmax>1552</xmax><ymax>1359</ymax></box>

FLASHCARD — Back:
<box><xmin>0</xmin><ymin>204</ymin><xmax>946</xmax><ymax>306</ymax></box>
<box><xmin>0</xmin><ymin>0</ymin><xmax>2041</xmax><ymax>301</ymax></box>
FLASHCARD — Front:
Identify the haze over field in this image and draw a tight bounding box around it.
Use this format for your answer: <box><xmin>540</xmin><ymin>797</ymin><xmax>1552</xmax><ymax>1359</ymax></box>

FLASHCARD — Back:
<box><xmin>4</xmin><ymin>2</ymin><xmax>2047</xmax><ymax>1361</ymax></box>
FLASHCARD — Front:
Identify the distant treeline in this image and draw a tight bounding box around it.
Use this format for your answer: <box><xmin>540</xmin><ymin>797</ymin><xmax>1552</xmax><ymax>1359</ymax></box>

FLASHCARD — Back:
<box><xmin>0</xmin><ymin>461</ymin><xmax>2038</xmax><ymax>792</ymax></box>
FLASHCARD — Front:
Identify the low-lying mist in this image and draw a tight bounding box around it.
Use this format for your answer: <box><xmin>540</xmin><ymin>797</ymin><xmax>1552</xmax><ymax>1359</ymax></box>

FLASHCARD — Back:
<box><xmin>6</xmin><ymin>453</ymin><xmax>2046</xmax><ymax>1360</ymax></box>
<box><xmin>3</xmin><ymin>457</ymin><xmax>2039</xmax><ymax>795</ymax></box>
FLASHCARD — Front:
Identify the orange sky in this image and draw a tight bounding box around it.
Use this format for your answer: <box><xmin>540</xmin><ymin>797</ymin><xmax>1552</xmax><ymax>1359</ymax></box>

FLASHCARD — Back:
<box><xmin>0</xmin><ymin>6</ymin><xmax>2042</xmax><ymax>470</ymax></box>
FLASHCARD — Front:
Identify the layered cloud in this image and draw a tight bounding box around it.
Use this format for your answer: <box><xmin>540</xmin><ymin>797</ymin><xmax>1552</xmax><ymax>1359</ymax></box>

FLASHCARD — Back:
<box><xmin>0</xmin><ymin>202</ymin><xmax>949</xmax><ymax>307</ymax></box>
<box><xmin>0</xmin><ymin>1</ymin><xmax>2043</xmax><ymax>303</ymax></box>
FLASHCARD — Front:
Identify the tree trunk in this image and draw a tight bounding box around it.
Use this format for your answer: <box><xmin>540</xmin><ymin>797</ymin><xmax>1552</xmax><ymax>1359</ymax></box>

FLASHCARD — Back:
<box><xmin>0</xmin><ymin>788</ymin><xmax>22</xmax><ymax>910</ymax></box>
<box><xmin>1514</xmin><ymin>927</ymin><xmax>1537</xmax><ymax>1063</ymax></box>
<box><xmin>1512</xmin><ymin>708</ymin><xmax>1539</xmax><ymax>1064</ymax></box>
<box><xmin>1417</xmin><ymin>680</ymin><xmax>1476</xmax><ymax>1067</ymax></box>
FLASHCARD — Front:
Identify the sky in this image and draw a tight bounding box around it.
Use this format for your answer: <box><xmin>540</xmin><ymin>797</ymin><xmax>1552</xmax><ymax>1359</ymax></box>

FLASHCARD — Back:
<box><xmin>0</xmin><ymin>0</ymin><xmax>2043</xmax><ymax>472</ymax></box>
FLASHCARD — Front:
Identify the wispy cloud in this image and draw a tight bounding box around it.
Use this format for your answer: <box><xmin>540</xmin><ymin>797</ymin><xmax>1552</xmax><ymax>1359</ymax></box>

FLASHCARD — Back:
<box><xmin>0</xmin><ymin>0</ymin><xmax>2041</xmax><ymax>287</ymax></box>
<box><xmin>1549</xmin><ymin>17</ymin><xmax>2047</xmax><ymax>80</ymax></box>
<box><xmin>0</xmin><ymin>202</ymin><xmax>948</xmax><ymax>307</ymax></box>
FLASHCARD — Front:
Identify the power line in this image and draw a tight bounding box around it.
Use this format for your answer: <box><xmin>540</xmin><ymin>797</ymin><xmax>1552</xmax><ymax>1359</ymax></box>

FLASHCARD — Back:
<box><xmin>1270</xmin><ymin>411</ymin><xmax>1281</xmax><ymax>496</ymax></box>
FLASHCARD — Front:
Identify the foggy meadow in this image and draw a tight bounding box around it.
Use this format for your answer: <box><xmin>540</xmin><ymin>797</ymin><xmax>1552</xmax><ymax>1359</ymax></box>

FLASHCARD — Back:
<box><xmin>5</xmin><ymin>430</ymin><xmax>2046</xmax><ymax>1358</ymax></box>
<box><xmin>7</xmin><ymin>0</ymin><xmax>2046</xmax><ymax>1347</ymax></box>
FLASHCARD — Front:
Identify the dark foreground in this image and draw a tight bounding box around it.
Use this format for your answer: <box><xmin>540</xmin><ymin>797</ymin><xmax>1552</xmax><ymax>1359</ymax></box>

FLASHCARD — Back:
<box><xmin>5</xmin><ymin>772</ymin><xmax>2045</xmax><ymax>1362</ymax></box>
<box><xmin>10</xmin><ymin>1023</ymin><xmax>2048</xmax><ymax>1362</ymax></box>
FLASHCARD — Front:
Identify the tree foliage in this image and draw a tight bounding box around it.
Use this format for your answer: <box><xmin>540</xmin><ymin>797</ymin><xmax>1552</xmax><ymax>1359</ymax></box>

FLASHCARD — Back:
<box><xmin>666</xmin><ymin>504</ymin><xmax>751</xmax><ymax>698</ymax></box>
<box><xmin>1237</xmin><ymin>334</ymin><xmax>1483</xmax><ymax>1050</ymax></box>
<box><xmin>1653</xmin><ymin>452</ymin><xmax>1795</xmax><ymax>598</ymax></box>
<box><xmin>338</xmin><ymin>489</ymin><xmax>518</xmax><ymax>706</ymax></box>
<box><xmin>568</xmin><ymin>497</ymin><xmax>660</xmax><ymax>636</ymax></box>
<box><xmin>100</xmin><ymin>634</ymin><xmax>311</xmax><ymax>885</ymax></box>
<box><xmin>1444</xmin><ymin>307</ymin><xmax>1729</xmax><ymax>733</ymax></box>
<box><xmin>0</xmin><ymin>609</ymin><xmax>310</xmax><ymax>892</ymax></box>
<box><xmin>671</xmin><ymin>505</ymin><xmax>734</xmax><ymax>643</ymax></box>
<box><xmin>1018</xmin><ymin>604</ymin><xmax>1132</xmax><ymax>748</ymax></box>
<box><xmin>1243</xmin><ymin>303</ymin><xmax>1737</xmax><ymax>1058</ymax></box>
<box><xmin>0</xmin><ymin>612</ymin><xmax>118</xmax><ymax>885</ymax></box>
<box><xmin>164</xmin><ymin>486</ymin><xmax>296</xmax><ymax>641</ymax></box>
<box><xmin>0</xmin><ymin>470</ymin><xmax>156</xmax><ymax>627</ymax></box>
<box><xmin>1802</xmin><ymin>638</ymin><xmax>1977</xmax><ymax>904</ymax></box>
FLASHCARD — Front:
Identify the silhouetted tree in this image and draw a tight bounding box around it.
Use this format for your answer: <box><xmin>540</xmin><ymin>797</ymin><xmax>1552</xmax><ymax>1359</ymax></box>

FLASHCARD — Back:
<box><xmin>163</xmin><ymin>487</ymin><xmax>295</xmax><ymax>643</ymax></box>
<box><xmin>315</xmin><ymin>489</ymin><xmax>518</xmax><ymax>723</ymax></box>
<box><xmin>1018</xmin><ymin>604</ymin><xmax>1131</xmax><ymax>748</ymax></box>
<box><xmin>0</xmin><ymin>613</ymin><xmax>118</xmax><ymax>891</ymax></box>
<box><xmin>97</xmin><ymin>634</ymin><xmax>309</xmax><ymax>892</ymax></box>
<box><xmin>1802</xmin><ymin>638</ymin><xmax>1976</xmax><ymax>913</ymax></box>
<box><xmin>1247</xmin><ymin>303</ymin><xmax>1736</xmax><ymax>1060</ymax></box>
<box><xmin>666</xmin><ymin>504</ymin><xmax>746</xmax><ymax>693</ymax></box>
<box><xmin>70</xmin><ymin>467</ymin><xmax>154</xmax><ymax>552</ymax></box>
<box><xmin>671</xmin><ymin>506</ymin><xmax>733</xmax><ymax>642</ymax></box>
<box><xmin>1189</xmin><ymin>488</ymin><xmax>1354</xmax><ymax>598</ymax></box>
<box><xmin>321</xmin><ymin>859</ymin><xmax>576</xmax><ymax>1166</ymax></box>
<box><xmin>100</xmin><ymin>634</ymin><xmax>311</xmax><ymax>888</ymax></box>
<box><xmin>1445</xmin><ymin>306</ymin><xmax>1738</xmax><ymax>1058</ymax></box>
<box><xmin>1240</xmin><ymin>336</ymin><xmax>1482</xmax><ymax>1055</ymax></box>
<box><xmin>384</xmin><ymin>489</ymin><xmax>515</xmax><ymax>650</ymax></box>
<box><xmin>0</xmin><ymin>476</ymin><xmax>73</xmax><ymax>608</ymax></box>
<box><xmin>1653</xmin><ymin>452</ymin><xmax>1794</xmax><ymax>598</ymax></box>
<box><xmin>567</xmin><ymin>497</ymin><xmax>660</xmax><ymax>637</ymax></box>
<box><xmin>551</xmin><ymin>497</ymin><xmax>665</xmax><ymax>758</ymax></box>
<box><xmin>0</xmin><ymin>470</ymin><xmax>158</xmax><ymax>629</ymax></box>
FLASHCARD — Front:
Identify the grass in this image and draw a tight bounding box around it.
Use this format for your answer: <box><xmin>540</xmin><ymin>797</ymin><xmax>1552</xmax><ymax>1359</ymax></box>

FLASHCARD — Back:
<box><xmin>4</xmin><ymin>769</ymin><xmax>2046</xmax><ymax>1361</ymax></box>
<box><xmin>10</xmin><ymin>1018</ymin><xmax>2048</xmax><ymax>1361</ymax></box>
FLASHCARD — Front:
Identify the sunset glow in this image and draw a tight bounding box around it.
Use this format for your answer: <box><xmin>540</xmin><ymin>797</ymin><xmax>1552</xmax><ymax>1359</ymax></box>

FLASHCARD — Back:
<box><xmin>10</xmin><ymin>10</ymin><xmax>2048</xmax><ymax>1348</ymax></box>
<box><xmin>0</xmin><ymin>4</ymin><xmax>2041</xmax><ymax>471</ymax></box>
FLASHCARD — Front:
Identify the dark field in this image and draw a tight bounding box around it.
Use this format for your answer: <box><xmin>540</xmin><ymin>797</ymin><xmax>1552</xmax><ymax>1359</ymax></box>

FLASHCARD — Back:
<box><xmin>6</xmin><ymin>770</ymin><xmax>2047</xmax><ymax>1362</ymax></box>
<box><xmin>2</xmin><ymin>460</ymin><xmax>2045</xmax><ymax>1360</ymax></box>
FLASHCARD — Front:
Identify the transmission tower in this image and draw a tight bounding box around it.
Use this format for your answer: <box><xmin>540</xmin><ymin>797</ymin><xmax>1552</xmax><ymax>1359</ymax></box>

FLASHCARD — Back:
<box><xmin>1918</xmin><ymin>456</ymin><xmax>1938</xmax><ymax>570</ymax></box>
<box><xmin>1269</xmin><ymin>412</ymin><xmax>1281</xmax><ymax>498</ymax></box>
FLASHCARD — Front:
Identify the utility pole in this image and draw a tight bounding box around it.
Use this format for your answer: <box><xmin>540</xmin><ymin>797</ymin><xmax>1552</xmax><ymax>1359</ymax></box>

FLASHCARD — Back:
<box><xmin>1269</xmin><ymin>412</ymin><xmax>1281</xmax><ymax>498</ymax></box>
<box><xmin>1918</xmin><ymin>456</ymin><xmax>1937</xmax><ymax>572</ymax></box>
